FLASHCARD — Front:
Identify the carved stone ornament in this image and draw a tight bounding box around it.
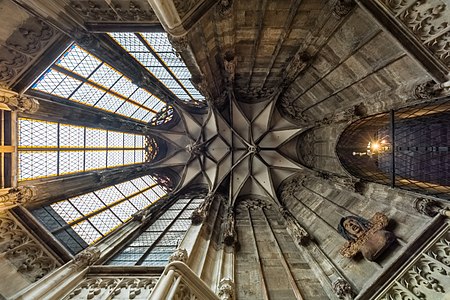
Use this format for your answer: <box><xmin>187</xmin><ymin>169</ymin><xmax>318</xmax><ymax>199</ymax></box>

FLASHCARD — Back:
<box><xmin>191</xmin><ymin>193</ymin><xmax>215</xmax><ymax>225</ymax></box>
<box><xmin>0</xmin><ymin>213</ymin><xmax>59</xmax><ymax>282</ymax></box>
<box><xmin>168</xmin><ymin>34</ymin><xmax>188</xmax><ymax>52</ymax></box>
<box><xmin>70</xmin><ymin>29</ymin><xmax>100</xmax><ymax>50</ymax></box>
<box><xmin>218</xmin><ymin>277</ymin><xmax>235</xmax><ymax>300</ymax></box>
<box><xmin>279</xmin><ymin>207</ymin><xmax>310</xmax><ymax>245</ymax></box>
<box><xmin>169</xmin><ymin>248</ymin><xmax>189</xmax><ymax>263</ymax></box>
<box><xmin>0</xmin><ymin>88</ymin><xmax>39</xmax><ymax>113</ymax></box>
<box><xmin>332</xmin><ymin>278</ymin><xmax>354</xmax><ymax>300</ymax></box>
<box><xmin>217</xmin><ymin>0</ymin><xmax>233</xmax><ymax>18</ymax></box>
<box><xmin>223</xmin><ymin>210</ymin><xmax>238</xmax><ymax>247</ymax></box>
<box><xmin>414</xmin><ymin>197</ymin><xmax>450</xmax><ymax>217</ymax></box>
<box><xmin>414</xmin><ymin>80</ymin><xmax>438</xmax><ymax>99</ymax></box>
<box><xmin>0</xmin><ymin>186</ymin><xmax>37</xmax><ymax>207</ymax></box>
<box><xmin>338</xmin><ymin>212</ymin><xmax>396</xmax><ymax>261</ymax></box>
<box><xmin>333</xmin><ymin>0</ymin><xmax>355</xmax><ymax>18</ymax></box>
<box><xmin>71</xmin><ymin>247</ymin><xmax>101</xmax><ymax>270</ymax></box>
<box><xmin>223</xmin><ymin>50</ymin><xmax>236</xmax><ymax>85</ymax></box>
<box><xmin>285</xmin><ymin>52</ymin><xmax>311</xmax><ymax>84</ymax></box>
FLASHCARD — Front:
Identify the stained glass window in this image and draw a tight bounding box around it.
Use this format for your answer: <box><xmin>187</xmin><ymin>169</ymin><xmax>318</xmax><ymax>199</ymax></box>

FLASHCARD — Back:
<box><xmin>31</xmin><ymin>44</ymin><xmax>167</xmax><ymax>123</ymax></box>
<box><xmin>108</xmin><ymin>196</ymin><xmax>203</xmax><ymax>266</ymax></box>
<box><xmin>109</xmin><ymin>32</ymin><xmax>204</xmax><ymax>104</ymax></box>
<box><xmin>32</xmin><ymin>175</ymin><xmax>167</xmax><ymax>254</ymax></box>
<box><xmin>18</xmin><ymin>118</ymin><xmax>146</xmax><ymax>181</ymax></box>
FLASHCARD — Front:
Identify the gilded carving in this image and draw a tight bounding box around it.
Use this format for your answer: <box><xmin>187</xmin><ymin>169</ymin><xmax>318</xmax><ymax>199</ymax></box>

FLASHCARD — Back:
<box><xmin>338</xmin><ymin>212</ymin><xmax>396</xmax><ymax>261</ymax></box>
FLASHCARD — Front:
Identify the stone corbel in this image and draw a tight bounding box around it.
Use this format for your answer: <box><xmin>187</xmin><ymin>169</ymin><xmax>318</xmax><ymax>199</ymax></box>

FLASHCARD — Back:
<box><xmin>414</xmin><ymin>80</ymin><xmax>450</xmax><ymax>100</ymax></box>
<box><xmin>217</xmin><ymin>0</ymin><xmax>233</xmax><ymax>18</ymax></box>
<box><xmin>70</xmin><ymin>247</ymin><xmax>101</xmax><ymax>271</ymax></box>
<box><xmin>223</xmin><ymin>209</ymin><xmax>237</xmax><ymax>247</ymax></box>
<box><xmin>333</xmin><ymin>0</ymin><xmax>355</xmax><ymax>18</ymax></box>
<box><xmin>191</xmin><ymin>192</ymin><xmax>215</xmax><ymax>225</ymax></box>
<box><xmin>414</xmin><ymin>198</ymin><xmax>450</xmax><ymax>218</ymax></box>
<box><xmin>168</xmin><ymin>33</ymin><xmax>188</xmax><ymax>53</ymax></box>
<box><xmin>0</xmin><ymin>88</ymin><xmax>39</xmax><ymax>113</ymax></box>
<box><xmin>223</xmin><ymin>50</ymin><xmax>236</xmax><ymax>86</ymax></box>
<box><xmin>332</xmin><ymin>278</ymin><xmax>354</xmax><ymax>300</ymax></box>
<box><xmin>284</xmin><ymin>52</ymin><xmax>311</xmax><ymax>85</ymax></box>
<box><xmin>0</xmin><ymin>186</ymin><xmax>38</xmax><ymax>210</ymax></box>
<box><xmin>169</xmin><ymin>248</ymin><xmax>189</xmax><ymax>263</ymax></box>
<box><xmin>218</xmin><ymin>277</ymin><xmax>234</xmax><ymax>300</ymax></box>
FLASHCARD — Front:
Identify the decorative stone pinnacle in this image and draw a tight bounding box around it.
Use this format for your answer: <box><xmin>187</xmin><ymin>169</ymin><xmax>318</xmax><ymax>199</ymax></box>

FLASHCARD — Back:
<box><xmin>218</xmin><ymin>277</ymin><xmax>235</xmax><ymax>300</ymax></box>
<box><xmin>169</xmin><ymin>248</ymin><xmax>189</xmax><ymax>263</ymax></box>
<box><xmin>332</xmin><ymin>278</ymin><xmax>354</xmax><ymax>300</ymax></box>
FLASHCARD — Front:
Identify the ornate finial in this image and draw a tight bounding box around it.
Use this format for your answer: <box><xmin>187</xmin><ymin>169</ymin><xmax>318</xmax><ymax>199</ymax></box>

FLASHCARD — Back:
<box><xmin>218</xmin><ymin>277</ymin><xmax>235</xmax><ymax>300</ymax></box>
<box><xmin>414</xmin><ymin>197</ymin><xmax>450</xmax><ymax>217</ymax></box>
<box><xmin>169</xmin><ymin>248</ymin><xmax>189</xmax><ymax>263</ymax></box>
<box><xmin>0</xmin><ymin>88</ymin><xmax>39</xmax><ymax>113</ymax></box>
<box><xmin>0</xmin><ymin>186</ymin><xmax>37</xmax><ymax>207</ymax></box>
<box><xmin>71</xmin><ymin>247</ymin><xmax>100</xmax><ymax>270</ymax></box>
<box><xmin>332</xmin><ymin>278</ymin><xmax>354</xmax><ymax>300</ymax></box>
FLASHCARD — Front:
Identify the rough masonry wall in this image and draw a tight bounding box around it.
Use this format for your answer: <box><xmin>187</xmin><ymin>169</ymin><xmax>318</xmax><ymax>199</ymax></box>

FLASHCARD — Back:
<box><xmin>282</xmin><ymin>6</ymin><xmax>432</xmax><ymax>124</ymax></box>
<box><xmin>235</xmin><ymin>199</ymin><xmax>328</xmax><ymax>300</ymax></box>
<box><xmin>281</xmin><ymin>175</ymin><xmax>432</xmax><ymax>293</ymax></box>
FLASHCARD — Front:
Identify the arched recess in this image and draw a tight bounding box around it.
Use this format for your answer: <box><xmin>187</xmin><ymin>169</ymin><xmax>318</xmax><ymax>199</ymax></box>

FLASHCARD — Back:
<box><xmin>337</xmin><ymin>97</ymin><xmax>450</xmax><ymax>200</ymax></box>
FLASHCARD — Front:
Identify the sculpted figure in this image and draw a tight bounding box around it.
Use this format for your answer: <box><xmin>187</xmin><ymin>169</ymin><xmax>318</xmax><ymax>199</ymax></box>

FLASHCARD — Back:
<box><xmin>338</xmin><ymin>212</ymin><xmax>395</xmax><ymax>261</ymax></box>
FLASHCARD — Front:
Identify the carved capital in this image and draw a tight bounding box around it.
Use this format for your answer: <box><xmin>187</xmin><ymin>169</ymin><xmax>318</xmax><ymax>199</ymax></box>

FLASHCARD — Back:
<box><xmin>169</xmin><ymin>248</ymin><xmax>189</xmax><ymax>263</ymax></box>
<box><xmin>168</xmin><ymin>34</ymin><xmax>188</xmax><ymax>52</ymax></box>
<box><xmin>71</xmin><ymin>247</ymin><xmax>100</xmax><ymax>270</ymax></box>
<box><xmin>332</xmin><ymin>278</ymin><xmax>354</xmax><ymax>300</ymax></box>
<box><xmin>218</xmin><ymin>277</ymin><xmax>234</xmax><ymax>300</ymax></box>
<box><xmin>0</xmin><ymin>186</ymin><xmax>37</xmax><ymax>207</ymax></box>
<box><xmin>0</xmin><ymin>89</ymin><xmax>39</xmax><ymax>113</ymax></box>
<box><xmin>217</xmin><ymin>0</ymin><xmax>233</xmax><ymax>17</ymax></box>
<box><xmin>333</xmin><ymin>0</ymin><xmax>355</xmax><ymax>18</ymax></box>
<box><xmin>414</xmin><ymin>197</ymin><xmax>450</xmax><ymax>218</ymax></box>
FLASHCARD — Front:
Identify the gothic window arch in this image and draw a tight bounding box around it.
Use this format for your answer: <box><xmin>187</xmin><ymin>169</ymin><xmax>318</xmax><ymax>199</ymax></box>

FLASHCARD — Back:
<box><xmin>32</xmin><ymin>175</ymin><xmax>169</xmax><ymax>254</ymax></box>
<box><xmin>337</xmin><ymin>98</ymin><xmax>450</xmax><ymax>200</ymax></box>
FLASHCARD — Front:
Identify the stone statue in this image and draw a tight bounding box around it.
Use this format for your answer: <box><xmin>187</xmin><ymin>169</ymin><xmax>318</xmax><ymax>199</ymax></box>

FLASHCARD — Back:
<box><xmin>338</xmin><ymin>212</ymin><xmax>395</xmax><ymax>261</ymax></box>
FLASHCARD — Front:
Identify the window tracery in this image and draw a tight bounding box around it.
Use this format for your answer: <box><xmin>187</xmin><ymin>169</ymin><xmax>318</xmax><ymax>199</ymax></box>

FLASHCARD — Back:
<box><xmin>31</xmin><ymin>44</ymin><xmax>167</xmax><ymax>123</ymax></box>
<box><xmin>32</xmin><ymin>175</ymin><xmax>168</xmax><ymax>254</ymax></box>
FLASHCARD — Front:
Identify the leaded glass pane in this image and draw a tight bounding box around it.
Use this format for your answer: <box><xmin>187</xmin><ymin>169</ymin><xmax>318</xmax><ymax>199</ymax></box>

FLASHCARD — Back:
<box><xmin>89</xmin><ymin>210</ymin><xmax>121</xmax><ymax>235</ymax></box>
<box><xmin>153</xmin><ymin>186</ymin><xmax>167</xmax><ymax>197</ymax></box>
<box><xmin>73</xmin><ymin>53</ymin><xmax>101</xmax><ymax>78</ymax></box>
<box><xmin>142</xmin><ymin>175</ymin><xmax>157</xmax><ymax>186</ymax></box>
<box><xmin>130</xmin><ymin>231</ymin><xmax>161</xmax><ymax>247</ymax></box>
<box><xmin>18</xmin><ymin>151</ymin><xmax>58</xmax><ymax>180</ymax></box>
<box><xmin>59</xmin><ymin>151</ymin><xmax>84</xmax><ymax>174</ymax></box>
<box><xmin>72</xmin><ymin>221</ymin><xmax>102</xmax><ymax>244</ymax></box>
<box><xmin>123</xmin><ymin>150</ymin><xmax>135</xmax><ymax>165</ymax></box>
<box><xmin>116</xmin><ymin>101</ymin><xmax>139</xmax><ymax>117</ymax></box>
<box><xmin>124</xmin><ymin>133</ymin><xmax>136</xmax><ymax>148</ymax></box>
<box><xmin>86</xmin><ymin>129</ymin><xmax>107</xmax><ymax>148</ymax></box>
<box><xmin>69</xmin><ymin>193</ymin><xmax>104</xmax><ymax>215</ymax></box>
<box><xmin>94</xmin><ymin>186</ymin><xmax>124</xmax><ymax>205</ymax></box>
<box><xmin>116</xmin><ymin>181</ymin><xmax>140</xmax><ymax>197</ymax></box>
<box><xmin>33</xmin><ymin>69</ymin><xmax>66</xmax><ymax>94</ymax></box>
<box><xmin>51</xmin><ymin>201</ymin><xmax>82</xmax><ymax>223</ymax></box>
<box><xmin>59</xmin><ymin>124</ymin><xmax>84</xmax><ymax>148</ymax></box>
<box><xmin>141</xmin><ymin>246</ymin><xmax>174</xmax><ymax>266</ymax></box>
<box><xmin>18</xmin><ymin>119</ymin><xmax>58</xmax><ymax>148</ymax></box>
<box><xmin>107</xmin><ymin>150</ymin><xmax>124</xmax><ymax>167</ymax></box>
<box><xmin>135</xmin><ymin>150</ymin><xmax>144</xmax><ymax>163</ymax></box>
<box><xmin>131</xmin><ymin>178</ymin><xmax>148</xmax><ymax>190</ymax></box>
<box><xmin>89</xmin><ymin>64</ymin><xmax>121</xmax><ymax>88</ymax></box>
<box><xmin>142</xmin><ymin>189</ymin><xmax>159</xmax><ymax>203</ymax></box>
<box><xmin>56</xmin><ymin>45</ymin><xmax>87</xmax><ymax>71</ymax></box>
<box><xmin>95</xmin><ymin>94</ymin><xmax>124</xmax><ymax>112</ymax></box>
<box><xmin>107</xmin><ymin>131</ymin><xmax>123</xmax><ymax>148</ymax></box>
<box><xmin>52</xmin><ymin>76</ymin><xmax>82</xmax><ymax>98</ymax></box>
<box><xmin>70</xmin><ymin>83</ymin><xmax>105</xmax><ymax>105</ymax></box>
<box><xmin>148</xmin><ymin>219</ymin><xmax>172</xmax><ymax>232</ymax></box>
<box><xmin>158</xmin><ymin>231</ymin><xmax>184</xmax><ymax>246</ymax></box>
<box><xmin>128</xmin><ymin>193</ymin><xmax>150</xmax><ymax>210</ymax></box>
<box><xmin>111</xmin><ymin>77</ymin><xmax>137</xmax><ymax>98</ymax></box>
<box><xmin>85</xmin><ymin>150</ymin><xmax>107</xmax><ymax>170</ymax></box>
<box><xmin>170</xmin><ymin>219</ymin><xmax>191</xmax><ymax>231</ymax></box>
<box><xmin>111</xmin><ymin>200</ymin><xmax>137</xmax><ymax>222</ymax></box>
